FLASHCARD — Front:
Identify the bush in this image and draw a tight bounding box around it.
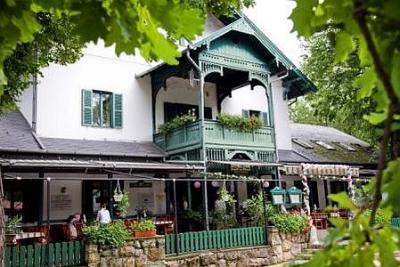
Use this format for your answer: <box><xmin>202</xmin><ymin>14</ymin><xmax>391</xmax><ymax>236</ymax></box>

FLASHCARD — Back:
<box><xmin>217</xmin><ymin>113</ymin><xmax>263</xmax><ymax>131</ymax></box>
<box><xmin>269</xmin><ymin>213</ymin><xmax>308</xmax><ymax>234</ymax></box>
<box><xmin>83</xmin><ymin>221</ymin><xmax>130</xmax><ymax>247</ymax></box>
<box><xmin>241</xmin><ymin>192</ymin><xmax>277</xmax><ymax>226</ymax></box>
<box><xmin>158</xmin><ymin>113</ymin><xmax>195</xmax><ymax>134</ymax></box>
<box><xmin>364</xmin><ymin>209</ymin><xmax>391</xmax><ymax>225</ymax></box>
<box><xmin>130</xmin><ymin>219</ymin><xmax>156</xmax><ymax>232</ymax></box>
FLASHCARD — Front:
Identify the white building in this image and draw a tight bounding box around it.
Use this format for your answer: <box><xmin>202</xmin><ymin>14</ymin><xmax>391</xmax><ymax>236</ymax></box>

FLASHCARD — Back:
<box><xmin>0</xmin><ymin>13</ymin><xmax>375</xmax><ymax>234</ymax></box>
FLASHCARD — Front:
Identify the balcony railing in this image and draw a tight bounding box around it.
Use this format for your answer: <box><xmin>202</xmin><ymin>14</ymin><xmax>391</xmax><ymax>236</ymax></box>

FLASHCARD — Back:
<box><xmin>154</xmin><ymin>120</ymin><xmax>275</xmax><ymax>154</ymax></box>
<box><xmin>154</xmin><ymin>120</ymin><xmax>202</xmax><ymax>152</ymax></box>
<box><xmin>204</xmin><ymin>120</ymin><xmax>274</xmax><ymax>149</ymax></box>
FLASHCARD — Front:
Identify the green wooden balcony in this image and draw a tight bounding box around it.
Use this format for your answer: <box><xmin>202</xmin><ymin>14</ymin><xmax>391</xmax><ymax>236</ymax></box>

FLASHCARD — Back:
<box><xmin>154</xmin><ymin>120</ymin><xmax>275</xmax><ymax>161</ymax></box>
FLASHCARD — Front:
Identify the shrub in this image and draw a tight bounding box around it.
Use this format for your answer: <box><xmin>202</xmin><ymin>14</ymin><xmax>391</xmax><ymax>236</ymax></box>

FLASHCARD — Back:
<box><xmin>158</xmin><ymin>113</ymin><xmax>195</xmax><ymax>134</ymax></box>
<box><xmin>217</xmin><ymin>113</ymin><xmax>263</xmax><ymax>131</ymax></box>
<box><xmin>115</xmin><ymin>191</ymin><xmax>130</xmax><ymax>218</ymax></box>
<box><xmin>83</xmin><ymin>221</ymin><xmax>130</xmax><ymax>247</ymax></box>
<box><xmin>364</xmin><ymin>208</ymin><xmax>391</xmax><ymax>225</ymax></box>
<box><xmin>241</xmin><ymin>192</ymin><xmax>277</xmax><ymax>226</ymax></box>
<box><xmin>130</xmin><ymin>219</ymin><xmax>156</xmax><ymax>232</ymax></box>
<box><xmin>269</xmin><ymin>213</ymin><xmax>308</xmax><ymax>234</ymax></box>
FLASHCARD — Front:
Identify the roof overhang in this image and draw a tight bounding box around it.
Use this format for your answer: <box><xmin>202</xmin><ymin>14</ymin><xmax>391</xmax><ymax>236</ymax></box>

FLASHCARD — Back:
<box><xmin>0</xmin><ymin>159</ymin><xmax>202</xmax><ymax>171</ymax></box>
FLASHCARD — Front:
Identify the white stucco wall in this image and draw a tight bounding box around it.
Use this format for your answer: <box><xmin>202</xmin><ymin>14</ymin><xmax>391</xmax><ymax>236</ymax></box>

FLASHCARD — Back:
<box><xmin>155</xmin><ymin>77</ymin><xmax>218</xmax><ymax>128</ymax></box>
<box><xmin>221</xmin><ymin>85</ymin><xmax>268</xmax><ymax>115</ymax></box>
<box><xmin>220</xmin><ymin>80</ymin><xmax>292</xmax><ymax>151</ymax></box>
<box><xmin>34</xmin><ymin>41</ymin><xmax>153</xmax><ymax>142</ymax></box>
<box><xmin>271</xmin><ymin>79</ymin><xmax>292</xmax><ymax>150</ymax></box>
<box><xmin>18</xmin><ymin>86</ymin><xmax>33</xmax><ymax>127</ymax></box>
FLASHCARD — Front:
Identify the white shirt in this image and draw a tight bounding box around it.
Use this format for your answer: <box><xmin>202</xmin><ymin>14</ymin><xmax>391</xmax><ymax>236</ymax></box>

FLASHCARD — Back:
<box><xmin>96</xmin><ymin>208</ymin><xmax>111</xmax><ymax>224</ymax></box>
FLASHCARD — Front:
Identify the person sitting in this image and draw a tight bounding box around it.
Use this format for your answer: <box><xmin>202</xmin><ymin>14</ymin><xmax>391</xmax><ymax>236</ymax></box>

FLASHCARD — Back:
<box><xmin>96</xmin><ymin>203</ymin><xmax>111</xmax><ymax>225</ymax></box>
<box><xmin>66</xmin><ymin>213</ymin><xmax>81</xmax><ymax>240</ymax></box>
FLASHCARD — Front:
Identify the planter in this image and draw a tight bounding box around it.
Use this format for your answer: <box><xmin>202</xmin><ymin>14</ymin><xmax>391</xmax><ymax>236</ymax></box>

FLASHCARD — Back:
<box><xmin>133</xmin><ymin>229</ymin><xmax>156</xmax><ymax>238</ymax></box>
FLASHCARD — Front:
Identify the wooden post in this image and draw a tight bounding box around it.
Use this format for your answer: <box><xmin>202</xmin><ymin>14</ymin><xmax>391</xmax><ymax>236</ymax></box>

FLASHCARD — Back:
<box><xmin>0</xmin><ymin>166</ymin><xmax>4</xmax><ymax>267</ymax></box>
<box><xmin>46</xmin><ymin>178</ymin><xmax>51</xmax><ymax>266</ymax></box>
<box><xmin>260</xmin><ymin>180</ymin><xmax>268</xmax><ymax>244</ymax></box>
<box><xmin>172</xmin><ymin>179</ymin><xmax>179</xmax><ymax>255</ymax></box>
<box><xmin>108</xmin><ymin>173</ymin><xmax>113</xmax><ymax>219</ymax></box>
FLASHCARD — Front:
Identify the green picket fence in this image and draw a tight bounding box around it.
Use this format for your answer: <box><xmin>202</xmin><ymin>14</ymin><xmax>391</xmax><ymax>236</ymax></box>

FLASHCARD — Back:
<box><xmin>392</xmin><ymin>217</ymin><xmax>400</xmax><ymax>228</ymax></box>
<box><xmin>165</xmin><ymin>226</ymin><xmax>266</xmax><ymax>255</ymax></box>
<box><xmin>4</xmin><ymin>241</ymin><xmax>84</xmax><ymax>267</ymax></box>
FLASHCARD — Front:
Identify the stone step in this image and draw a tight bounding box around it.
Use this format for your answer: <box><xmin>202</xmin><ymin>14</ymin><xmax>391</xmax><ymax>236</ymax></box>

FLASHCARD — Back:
<box><xmin>302</xmin><ymin>248</ymin><xmax>321</xmax><ymax>254</ymax></box>
<box><xmin>295</xmin><ymin>253</ymin><xmax>314</xmax><ymax>260</ymax></box>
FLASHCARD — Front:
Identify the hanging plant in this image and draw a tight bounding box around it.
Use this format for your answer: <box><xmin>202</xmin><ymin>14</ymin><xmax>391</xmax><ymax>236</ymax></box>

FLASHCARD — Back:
<box><xmin>115</xmin><ymin>192</ymin><xmax>130</xmax><ymax>218</ymax></box>
<box><xmin>113</xmin><ymin>180</ymin><xmax>123</xmax><ymax>202</ymax></box>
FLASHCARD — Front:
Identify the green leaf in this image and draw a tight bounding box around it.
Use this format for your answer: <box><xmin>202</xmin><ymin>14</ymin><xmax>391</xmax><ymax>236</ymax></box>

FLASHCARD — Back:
<box><xmin>290</xmin><ymin>0</ymin><xmax>318</xmax><ymax>38</ymax></box>
<box><xmin>335</xmin><ymin>31</ymin><xmax>354</xmax><ymax>63</ymax></box>
<box><xmin>328</xmin><ymin>192</ymin><xmax>357</xmax><ymax>212</ymax></box>
<box><xmin>355</xmin><ymin>68</ymin><xmax>377</xmax><ymax>99</ymax></box>
<box><xmin>364</xmin><ymin>112</ymin><xmax>387</xmax><ymax>125</ymax></box>
<box><xmin>390</xmin><ymin>51</ymin><xmax>400</xmax><ymax>98</ymax></box>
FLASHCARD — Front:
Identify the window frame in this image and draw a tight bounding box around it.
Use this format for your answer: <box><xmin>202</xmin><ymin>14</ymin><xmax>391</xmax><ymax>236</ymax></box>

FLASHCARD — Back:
<box><xmin>92</xmin><ymin>90</ymin><xmax>113</xmax><ymax>128</ymax></box>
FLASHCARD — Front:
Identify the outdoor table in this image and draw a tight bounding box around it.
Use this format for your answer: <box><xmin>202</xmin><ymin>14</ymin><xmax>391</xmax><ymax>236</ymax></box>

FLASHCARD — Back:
<box><xmin>5</xmin><ymin>231</ymin><xmax>45</xmax><ymax>245</ymax></box>
<box><xmin>154</xmin><ymin>217</ymin><xmax>174</xmax><ymax>234</ymax></box>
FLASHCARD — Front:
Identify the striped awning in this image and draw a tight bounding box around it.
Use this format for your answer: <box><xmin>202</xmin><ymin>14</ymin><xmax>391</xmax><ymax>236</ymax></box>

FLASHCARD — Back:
<box><xmin>281</xmin><ymin>164</ymin><xmax>359</xmax><ymax>177</ymax></box>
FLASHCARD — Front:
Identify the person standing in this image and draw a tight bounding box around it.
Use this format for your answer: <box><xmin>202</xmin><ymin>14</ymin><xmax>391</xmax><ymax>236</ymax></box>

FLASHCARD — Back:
<box><xmin>96</xmin><ymin>203</ymin><xmax>111</xmax><ymax>224</ymax></box>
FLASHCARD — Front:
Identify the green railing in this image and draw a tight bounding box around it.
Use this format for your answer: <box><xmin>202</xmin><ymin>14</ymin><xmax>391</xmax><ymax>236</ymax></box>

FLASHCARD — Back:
<box><xmin>4</xmin><ymin>241</ymin><xmax>84</xmax><ymax>267</ymax></box>
<box><xmin>165</xmin><ymin>226</ymin><xmax>266</xmax><ymax>255</ymax></box>
<box><xmin>204</xmin><ymin>120</ymin><xmax>274</xmax><ymax>149</ymax></box>
<box><xmin>154</xmin><ymin>120</ymin><xmax>275</xmax><ymax>154</ymax></box>
<box><xmin>154</xmin><ymin>120</ymin><xmax>201</xmax><ymax>152</ymax></box>
<box><xmin>391</xmin><ymin>217</ymin><xmax>400</xmax><ymax>228</ymax></box>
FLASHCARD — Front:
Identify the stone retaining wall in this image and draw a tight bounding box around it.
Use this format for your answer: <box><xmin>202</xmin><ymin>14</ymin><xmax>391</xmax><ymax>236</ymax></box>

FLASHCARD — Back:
<box><xmin>165</xmin><ymin>227</ymin><xmax>309</xmax><ymax>267</ymax></box>
<box><xmin>85</xmin><ymin>227</ymin><xmax>309</xmax><ymax>267</ymax></box>
<box><xmin>86</xmin><ymin>236</ymin><xmax>165</xmax><ymax>267</ymax></box>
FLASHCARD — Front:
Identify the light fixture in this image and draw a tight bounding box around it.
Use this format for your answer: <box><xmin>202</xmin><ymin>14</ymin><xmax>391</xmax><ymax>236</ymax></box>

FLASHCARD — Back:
<box><xmin>16</xmin><ymin>176</ymin><xmax>22</xmax><ymax>180</ymax></box>
<box><xmin>262</xmin><ymin>180</ymin><xmax>270</xmax><ymax>188</ymax></box>
<box><xmin>211</xmin><ymin>181</ymin><xmax>220</xmax><ymax>187</ymax></box>
<box><xmin>287</xmin><ymin>186</ymin><xmax>302</xmax><ymax>204</ymax></box>
<box><xmin>193</xmin><ymin>181</ymin><xmax>201</xmax><ymax>189</ymax></box>
<box><xmin>46</xmin><ymin>177</ymin><xmax>51</xmax><ymax>181</ymax></box>
<box><xmin>270</xmin><ymin>187</ymin><xmax>286</xmax><ymax>205</ymax></box>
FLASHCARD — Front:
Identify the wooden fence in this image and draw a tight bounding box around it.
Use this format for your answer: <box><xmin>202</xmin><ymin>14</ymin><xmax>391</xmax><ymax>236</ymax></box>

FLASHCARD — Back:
<box><xmin>4</xmin><ymin>241</ymin><xmax>84</xmax><ymax>267</ymax></box>
<box><xmin>165</xmin><ymin>226</ymin><xmax>266</xmax><ymax>255</ymax></box>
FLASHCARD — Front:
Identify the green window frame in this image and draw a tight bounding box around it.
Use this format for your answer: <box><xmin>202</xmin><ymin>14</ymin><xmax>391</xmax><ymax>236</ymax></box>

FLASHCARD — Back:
<box><xmin>81</xmin><ymin>89</ymin><xmax>123</xmax><ymax>128</ymax></box>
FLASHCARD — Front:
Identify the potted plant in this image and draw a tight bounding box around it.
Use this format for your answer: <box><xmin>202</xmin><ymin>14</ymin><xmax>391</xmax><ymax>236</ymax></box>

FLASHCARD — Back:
<box><xmin>115</xmin><ymin>191</ymin><xmax>130</xmax><ymax>218</ymax></box>
<box><xmin>130</xmin><ymin>219</ymin><xmax>156</xmax><ymax>238</ymax></box>
<box><xmin>6</xmin><ymin>216</ymin><xmax>22</xmax><ymax>234</ymax></box>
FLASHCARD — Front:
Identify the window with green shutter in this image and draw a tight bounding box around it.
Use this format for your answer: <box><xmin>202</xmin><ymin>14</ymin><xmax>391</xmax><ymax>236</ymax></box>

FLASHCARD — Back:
<box><xmin>81</xmin><ymin>89</ymin><xmax>122</xmax><ymax>128</ymax></box>
<box><xmin>113</xmin><ymin>94</ymin><xmax>123</xmax><ymax>128</ymax></box>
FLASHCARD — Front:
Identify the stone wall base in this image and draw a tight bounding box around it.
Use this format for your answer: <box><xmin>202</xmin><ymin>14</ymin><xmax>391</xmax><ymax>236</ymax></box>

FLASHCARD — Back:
<box><xmin>165</xmin><ymin>228</ymin><xmax>309</xmax><ymax>267</ymax></box>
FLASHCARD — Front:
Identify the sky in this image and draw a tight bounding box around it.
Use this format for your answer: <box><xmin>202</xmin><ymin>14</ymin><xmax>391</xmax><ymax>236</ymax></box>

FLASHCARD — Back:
<box><xmin>244</xmin><ymin>0</ymin><xmax>304</xmax><ymax>67</ymax></box>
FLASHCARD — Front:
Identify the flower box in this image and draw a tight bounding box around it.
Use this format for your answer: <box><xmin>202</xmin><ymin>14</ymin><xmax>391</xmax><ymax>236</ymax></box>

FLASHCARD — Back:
<box><xmin>133</xmin><ymin>229</ymin><xmax>156</xmax><ymax>238</ymax></box>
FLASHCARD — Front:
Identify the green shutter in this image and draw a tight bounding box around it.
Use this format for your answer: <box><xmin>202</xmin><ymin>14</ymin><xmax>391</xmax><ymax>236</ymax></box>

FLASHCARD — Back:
<box><xmin>242</xmin><ymin>109</ymin><xmax>249</xmax><ymax>118</ymax></box>
<box><xmin>113</xmin><ymin>94</ymin><xmax>123</xmax><ymax>128</ymax></box>
<box><xmin>262</xmin><ymin>112</ymin><xmax>269</xmax><ymax>126</ymax></box>
<box><xmin>81</xmin><ymin>89</ymin><xmax>92</xmax><ymax>126</ymax></box>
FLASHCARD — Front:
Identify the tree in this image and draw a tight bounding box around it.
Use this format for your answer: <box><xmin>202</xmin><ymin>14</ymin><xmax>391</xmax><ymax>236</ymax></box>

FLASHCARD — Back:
<box><xmin>1</xmin><ymin>12</ymin><xmax>83</xmax><ymax>113</ymax></box>
<box><xmin>290</xmin><ymin>30</ymin><xmax>377</xmax><ymax>144</ymax></box>
<box><xmin>0</xmin><ymin>0</ymin><xmax>255</xmax><ymax>113</ymax></box>
<box><xmin>290</xmin><ymin>0</ymin><xmax>400</xmax><ymax>266</ymax></box>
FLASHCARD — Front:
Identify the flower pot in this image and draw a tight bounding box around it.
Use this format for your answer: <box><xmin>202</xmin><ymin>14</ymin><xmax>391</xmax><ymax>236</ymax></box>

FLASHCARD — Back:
<box><xmin>114</xmin><ymin>193</ymin><xmax>123</xmax><ymax>202</ymax></box>
<box><xmin>133</xmin><ymin>229</ymin><xmax>156</xmax><ymax>238</ymax></box>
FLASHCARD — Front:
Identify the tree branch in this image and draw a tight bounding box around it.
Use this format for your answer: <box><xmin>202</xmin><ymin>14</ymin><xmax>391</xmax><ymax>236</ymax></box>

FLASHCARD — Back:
<box><xmin>353</xmin><ymin>0</ymin><xmax>400</xmax><ymax>225</ymax></box>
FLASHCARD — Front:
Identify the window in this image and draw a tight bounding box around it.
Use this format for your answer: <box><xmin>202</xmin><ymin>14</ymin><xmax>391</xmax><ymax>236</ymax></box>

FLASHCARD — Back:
<box><xmin>336</xmin><ymin>142</ymin><xmax>356</xmax><ymax>151</ymax></box>
<box><xmin>314</xmin><ymin>140</ymin><xmax>336</xmax><ymax>150</ymax></box>
<box><xmin>82</xmin><ymin>90</ymin><xmax>123</xmax><ymax>128</ymax></box>
<box><xmin>292</xmin><ymin>138</ymin><xmax>314</xmax><ymax>149</ymax></box>
<box><xmin>164</xmin><ymin>102</ymin><xmax>212</xmax><ymax>122</ymax></box>
<box><xmin>242</xmin><ymin>109</ymin><xmax>270</xmax><ymax>126</ymax></box>
<box><xmin>93</xmin><ymin>91</ymin><xmax>112</xmax><ymax>127</ymax></box>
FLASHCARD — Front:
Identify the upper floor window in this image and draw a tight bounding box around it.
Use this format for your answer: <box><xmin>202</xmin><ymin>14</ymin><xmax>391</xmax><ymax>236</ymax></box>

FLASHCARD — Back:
<box><xmin>242</xmin><ymin>109</ymin><xmax>269</xmax><ymax>126</ymax></box>
<box><xmin>82</xmin><ymin>89</ymin><xmax>123</xmax><ymax>128</ymax></box>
